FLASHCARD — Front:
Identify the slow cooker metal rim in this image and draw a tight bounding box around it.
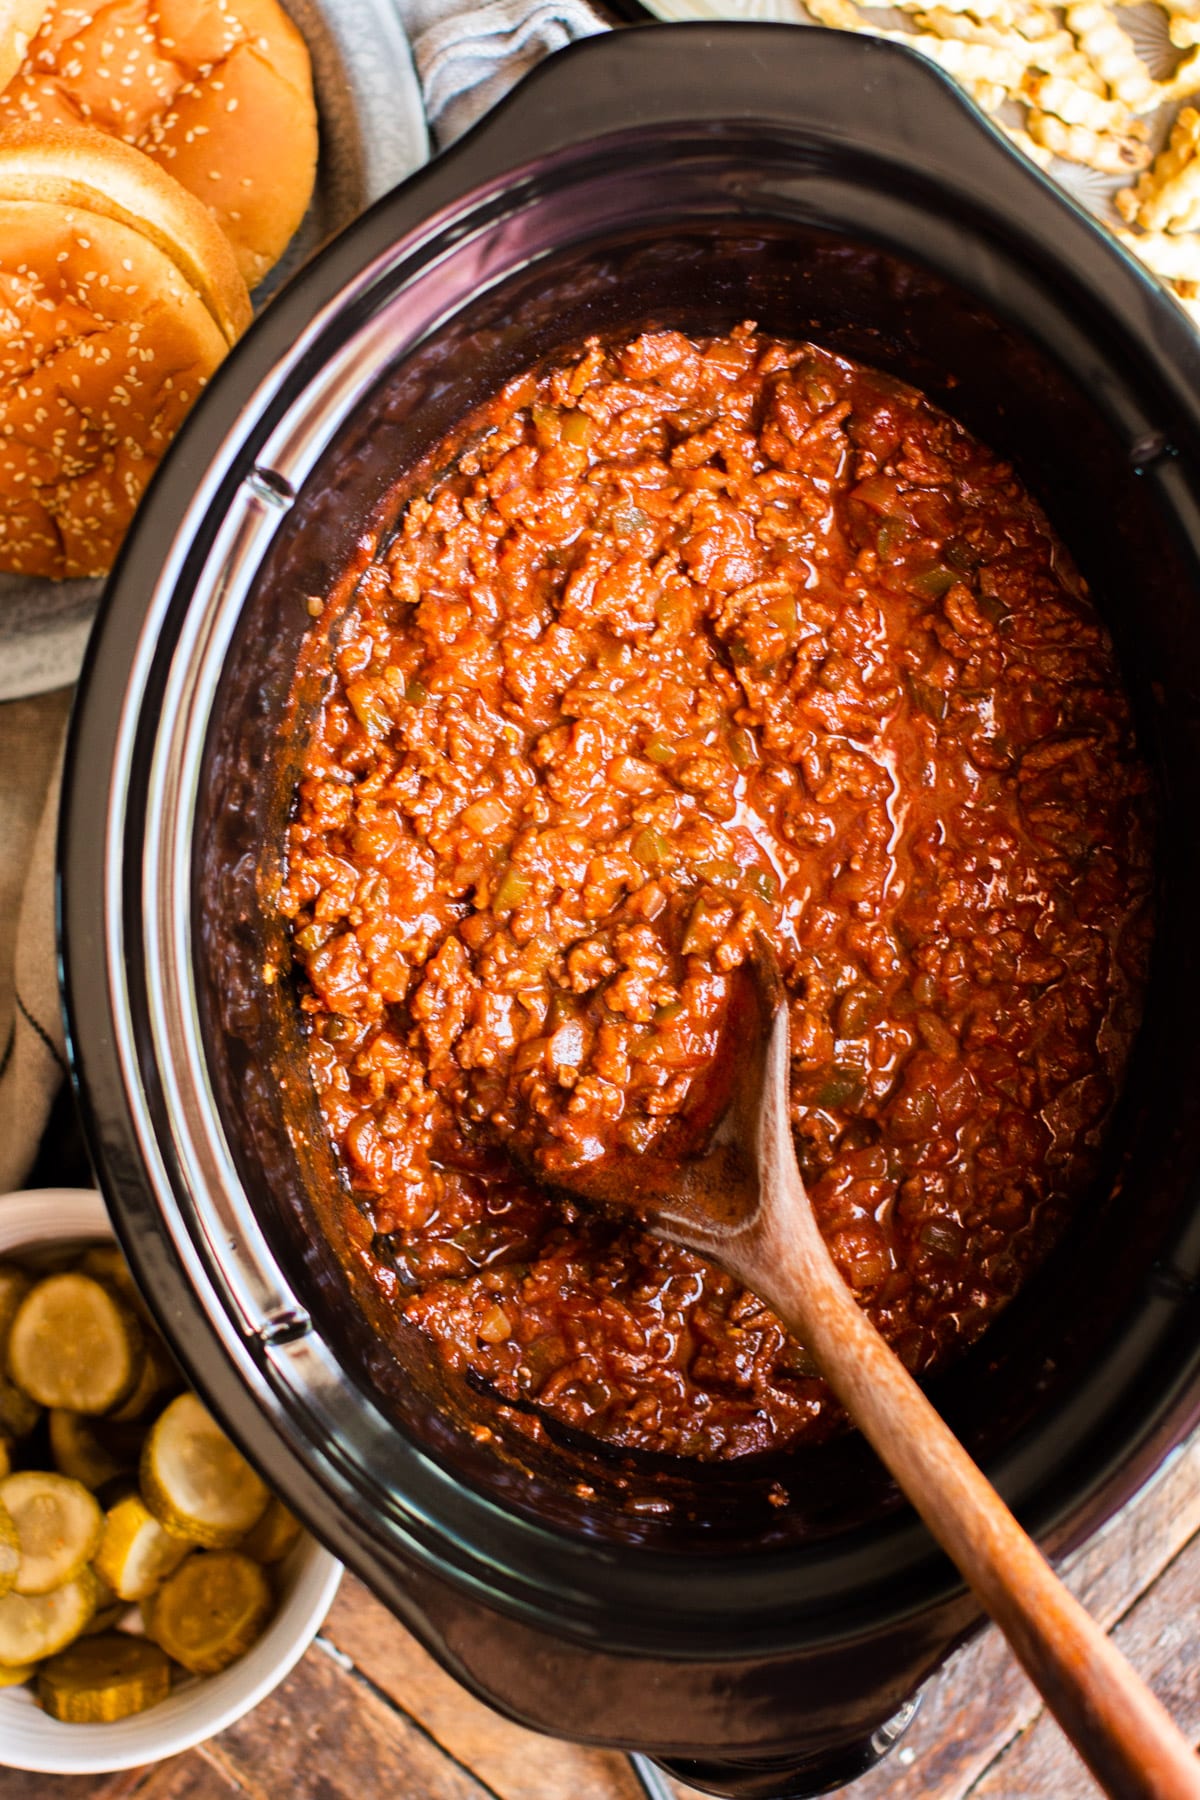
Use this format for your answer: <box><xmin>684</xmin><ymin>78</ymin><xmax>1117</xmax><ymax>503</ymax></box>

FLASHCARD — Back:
<box><xmin>61</xmin><ymin>24</ymin><xmax>1200</xmax><ymax>1658</ymax></box>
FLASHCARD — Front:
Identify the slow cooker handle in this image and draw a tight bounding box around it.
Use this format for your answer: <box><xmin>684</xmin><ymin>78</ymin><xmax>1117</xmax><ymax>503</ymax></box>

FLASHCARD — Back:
<box><xmin>442</xmin><ymin>23</ymin><xmax>1053</xmax><ymax>210</ymax></box>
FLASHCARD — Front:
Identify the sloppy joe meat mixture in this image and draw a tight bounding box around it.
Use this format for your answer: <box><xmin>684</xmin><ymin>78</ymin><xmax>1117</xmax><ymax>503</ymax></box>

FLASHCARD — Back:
<box><xmin>280</xmin><ymin>325</ymin><xmax>1152</xmax><ymax>1460</ymax></box>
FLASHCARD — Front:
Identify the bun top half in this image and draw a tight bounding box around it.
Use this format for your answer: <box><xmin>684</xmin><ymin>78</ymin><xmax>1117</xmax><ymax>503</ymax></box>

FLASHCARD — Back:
<box><xmin>0</xmin><ymin>121</ymin><xmax>252</xmax><ymax>578</ymax></box>
<box><xmin>0</xmin><ymin>0</ymin><xmax>318</xmax><ymax>288</ymax></box>
<box><xmin>0</xmin><ymin>0</ymin><xmax>47</xmax><ymax>92</ymax></box>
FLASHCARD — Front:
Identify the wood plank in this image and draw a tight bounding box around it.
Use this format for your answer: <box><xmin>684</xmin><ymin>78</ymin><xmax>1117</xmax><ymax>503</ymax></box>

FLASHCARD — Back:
<box><xmin>0</xmin><ymin>1769</ymin><xmax>146</xmax><ymax>1800</ymax></box>
<box><xmin>966</xmin><ymin>1528</ymin><xmax>1200</xmax><ymax>1798</ymax></box>
<box><xmin>0</xmin><ymin>1637</ymin><xmax>494</xmax><ymax>1800</ymax></box>
<box><xmin>119</xmin><ymin>1752</ymin><xmax>243</xmax><ymax>1800</ymax></box>
<box><xmin>839</xmin><ymin>1429</ymin><xmax>1200</xmax><ymax>1800</ymax></box>
<box><xmin>322</xmin><ymin>1574</ymin><xmax>646</xmax><ymax>1800</ymax></box>
<box><xmin>195</xmin><ymin>1637</ymin><xmax>493</xmax><ymax>1800</ymax></box>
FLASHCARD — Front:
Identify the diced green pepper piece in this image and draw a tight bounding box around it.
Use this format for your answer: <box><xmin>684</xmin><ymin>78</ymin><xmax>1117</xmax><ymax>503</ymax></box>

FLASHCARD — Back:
<box><xmin>904</xmin><ymin>670</ymin><xmax>947</xmax><ymax>723</ymax></box>
<box><xmin>742</xmin><ymin>868</ymin><xmax>779</xmax><ymax>904</ymax></box>
<box><xmin>727</xmin><ymin>727</ymin><xmax>757</xmax><ymax>770</ymax></box>
<box><xmin>632</xmin><ymin>827</ymin><xmax>670</xmax><ymax>868</ymax></box>
<box><xmin>493</xmin><ymin>867</ymin><xmax>531</xmax><ymax>912</ymax></box>
<box><xmin>561</xmin><ymin>410</ymin><xmax>594</xmax><ymax>447</ymax></box>
<box><xmin>909</xmin><ymin>563</ymin><xmax>956</xmax><ymax>599</ymax></box>
<box><xmin>814</xmin><ymin>1067</ymin><xmax>866</xmax><ymax>1110</ymax></box>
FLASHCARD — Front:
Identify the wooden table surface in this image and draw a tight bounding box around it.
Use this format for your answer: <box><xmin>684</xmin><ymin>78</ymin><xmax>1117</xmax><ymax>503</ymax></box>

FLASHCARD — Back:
<box><xmin>2</xmin><ymin>1428</ymin><xmax>1196</xmax><ymax>1800</ymax></box>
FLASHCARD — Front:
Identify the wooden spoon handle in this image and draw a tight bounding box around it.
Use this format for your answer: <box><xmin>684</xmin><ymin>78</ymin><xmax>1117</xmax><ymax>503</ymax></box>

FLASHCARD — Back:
<box><xmin>745</xmin><ymin>1029</ymin><xmax>1200</xmax><ymax>1800</ymax></box>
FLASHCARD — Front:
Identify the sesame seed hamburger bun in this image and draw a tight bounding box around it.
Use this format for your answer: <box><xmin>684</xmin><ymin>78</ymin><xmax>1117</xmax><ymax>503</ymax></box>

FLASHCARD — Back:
<box><xmin>0</xmin><ymin>0</ymin><xmax>318</xmax><ymax>289</ymax></box>
<box><xmin>0</xmin><ymin>0</ymin><xmax>47</xmax><ymax>93</ymax></box>
<box><xmin>0</xmin><ymin>120</ymin><xmax>252</xmax><ymax>579</ymax></box>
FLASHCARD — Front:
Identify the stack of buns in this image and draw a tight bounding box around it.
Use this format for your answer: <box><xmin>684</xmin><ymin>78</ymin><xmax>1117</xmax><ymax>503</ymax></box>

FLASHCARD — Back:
<box><xmin>0</xmin><ymin>0</ymin><xmax>317</xmax><ymax>580</ymax></box>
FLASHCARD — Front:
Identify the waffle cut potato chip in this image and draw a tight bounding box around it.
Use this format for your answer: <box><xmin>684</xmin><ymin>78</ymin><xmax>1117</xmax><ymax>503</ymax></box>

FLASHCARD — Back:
<box><xmin>1028</xmin><ymin>107</ymin><xmax>1153</xmax><ymax>170</ymax></box>
<box><xmin>1064</xmin><ymin>3</ymin><xmax>1157</xmax><ymax>110</ymax></box>
<box><xmin>1117</xmin><ymin>106</ymin><xmax>1200</xmax><ymax>228</ymax></box>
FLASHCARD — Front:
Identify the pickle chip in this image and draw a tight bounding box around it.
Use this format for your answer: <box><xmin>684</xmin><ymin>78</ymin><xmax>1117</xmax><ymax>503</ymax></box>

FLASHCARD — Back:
<box><xmin>79</xmin><ymin>1567</ymin><xmax>123</xmax><ymax>1636</ymax></box>
<box><xmin>0</xmin><ymin>1263</ymin><xmax>33</xmax><ymax>1344</ymax></box>
<box><xmin>0</xmin><ymin>1380</ymin><xmax>40</xmax><ymax>1442</ymax></box>
<box><xmin>0</xmin><ymin>1569</ymin><xmax>96</xmax><ymax>1665</ymax></box>
<box><xmin>49</xmin><ymin>1410</ymin><xmax>143</xmax><ymax>1492</ymax></box>
<box><xmin>141</xmin><ymin>1394</ymin><xmax>269</xmax><ymax>1547</ymax></box>
<box><xmin>8</xmin><ymin>1274</ymin><xmax>143</xmax><ymax>1414</ymax></box>
<box><xmin>77</xmin><ymin>1248</ymin><xmax>156</xmax><ymax>1330</ymax></box>
<box><xmin>0</xmin><ymin>1439</ymin><xmax>11</xmax><ymax>1481</ymax></box>
<box><xmin>37</xmin><ymin>1632</ymin><xmax>171</xmax><ymax>1723</ymax></box>
<box><xmin>107</xmin><ymin>1334</ymin><xmax>181</xmax><ymax>1425</ymax></box>
<box><xmin>1</xmin><ymin>1472</ymin><xmax>103</xmax><ymax>1595</ymax></box>
<box><xmin>0</xmin><ymin>1497</ymin><xmax>17</xmax><ymax>1599</ymax></box>
<box><xmin>234</xmin><ymin>1496</ymin><xmax>302</xmax><ymax>1565</ymax></box>
<box><xmin>143</xmin><ymin>1550</ymin><xmax>272</xmax><ymax>1675</ymax></box>
<box><xmin>95</xmin><ymin>1494</ymin><xmax>192</xmax><ymax>1601</ymax></box>
<box><xmin>0</xmin><ymin>1658</ymin><xmax>36</xmax><ymax>1687</ymax></box>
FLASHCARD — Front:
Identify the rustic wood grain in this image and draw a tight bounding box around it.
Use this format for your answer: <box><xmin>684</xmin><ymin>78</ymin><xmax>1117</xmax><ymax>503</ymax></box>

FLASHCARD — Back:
<box><xmin>687</xmin><ymin>1008</ymin><xmax>1200</xmax><ymax>1800</ymax></box>
<box><xmin>0</xmin><ymin>1770</ymin><xmax>144</xmax><ymax>1800</ymax></box>
<box><xmin>322</xmin><ymin>1574</ymin><xmax>648</xmax><ymax>1800</ymax></box>
<box><xmin>839</xmin><ymin>1432</ymin><xmax>1200</xmax><ymax>1800</ymax></box>
<box><xmin>1</xmin><ymin>1432</ymin><xmax>1196</xmax><ymax>1800</ymax></box>
<box><xmin>967</xmin><ymin>1529</ymin><xmax>1200</xmax><ymax>1798</ymax></box>
<box><xmin>0</xmin><ymin>1629</ymin><xmax>496</xmax><ymax>1800</ymax></box>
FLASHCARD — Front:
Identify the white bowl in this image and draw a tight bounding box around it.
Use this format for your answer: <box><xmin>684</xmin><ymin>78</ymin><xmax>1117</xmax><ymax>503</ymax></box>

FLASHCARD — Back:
<box><xmin>0</xmin><ymin>1188</ymin><xmax>343</xmax><ymax>1774</ymax></box>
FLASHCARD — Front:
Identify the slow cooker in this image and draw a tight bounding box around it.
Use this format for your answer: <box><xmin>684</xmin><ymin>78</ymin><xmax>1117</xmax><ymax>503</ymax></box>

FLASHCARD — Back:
<box><xmin>60</xmin><ymin>26</ymin><xmax>1200</xmax><ymax>1797</ymax></box>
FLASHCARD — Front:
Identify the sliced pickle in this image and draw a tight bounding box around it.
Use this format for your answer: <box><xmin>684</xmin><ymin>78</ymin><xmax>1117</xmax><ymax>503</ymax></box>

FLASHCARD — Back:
<box><xmin>8</xmin><ymin>1275</ymin><xmax>143</xmax><ymax>1415</ymax></box>
<box><xmin>107</xmin><ymin>1335</ymin><xmax>180</xmax><ymax>1425</ymax></box>
<box><xmin>49</xmin><ymin>1410</ymin><xmax>144</xmax><ymax>1492</ymax></box>
<box><xmin>82</xmin><ymin>1604</ymin><xmax>126</xmax><ymax>1637</ymax></box>
<box><xmin>0</xmin><ymin>1439</ymin><xmax>10</xmax><ymax>1481</ymax></box>
<box><xmin>0</xmin><ymin>1569</ymin><xmax>95</xmax><ymax>1665</ymax></box>
<box><xmin>1</xmin><ymin>1472</ymin><xmax>103</xmax><ymax>1595</ymax></box>
<box><xmin>0</xmin><ymin>1271</ymin><xmax>39</xmax><ymax>1442</ymax></box>
<box><xmin>0</xmin><ymin>1497</ymin><xmax>17</xmax><ymax>1599</ymax></box>
<box><xmin>143</xmin><ymin>1551</ymin><xmax>272</xmax><ymax>1675</ymax></box>
<box><xmin>81</xmin><ymin>1570</ymin><xmax>125</xmax><ymax>1637</ymax></box>
<box><xmin>0</xmin><ymin>1372</ymin><xmax>40</xmax><ymax>1441</ymax></box>
<box><xmin>95</xmin><ymin>1494</ymin><xmax>192</xmax><ymax>1601</ymax></box>
<box><xmin>0</xmin><ymin>1263</ymin><xmax>33</xmax><ymax>1347</ymax></box>
<box><xmin>234</xmin><ymin>1496</ymin><xmax>302</xmax><ymax>1565</ymax></box>
<box><xmin>141</xmin><ymin>1394</ymin><xmax>269</xmax><ymax>1547</ymax></box>
<box><xmin>0</xmin><ymin>1658</ymin><xmax>35</xmax><ymax>1687</ymax></box>
<box><xmin>37</xmin><ymin>1631</ymin><xmax>171</xmax><ymax>1722</ymax></box>
<box><xmin>77</xmin><ymin>1247</ymin><xmax>155</xmax><ymax>1328</ymax></box>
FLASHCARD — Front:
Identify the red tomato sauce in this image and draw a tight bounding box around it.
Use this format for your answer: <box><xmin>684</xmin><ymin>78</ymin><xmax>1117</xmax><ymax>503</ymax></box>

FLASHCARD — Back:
<box><xmin>280</xmin><ymin>326</ymin><xmax>1152</xmax><ymax>1459</ymax></box>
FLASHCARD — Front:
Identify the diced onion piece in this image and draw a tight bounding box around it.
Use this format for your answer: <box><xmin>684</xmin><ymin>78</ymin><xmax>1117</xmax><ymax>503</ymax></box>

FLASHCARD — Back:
<box><xmin>95</xmin><ymin>1494</ymin><xmax>193</xmax><ymax>1601</ymax></box>
<box><xmin>0</xmin><ymin>1570</ymin><xmax>96</xmax><ymax>1665</ymax></box>
<box><xmin>7</xmin><ymin>1275</ymin><xmax>143</xmax><ymax>1414</ymax></box>
<box><xmin>140</xmin><ymin>1394</ymin><xmax>270</xmax><ymax>1547</ymax></box>
<box><xmin>235</xmin><ymin>1496</ymin><xmax>303</xmax><ymax>1565</ymax></box>
<box><xmin>37</xmin><ymin>1632</ymin><xmax>171</xmax><ymax>1722</ymax></box>
<box><xmin>144</xmin><ymin>1551</ymin><xmax>272</xmax><ymax>1674</ymax></box>
<box><xmin>0</xmin><ymin>1472</ymin><xmax>103</xmax><ymax>1596</ymax></box>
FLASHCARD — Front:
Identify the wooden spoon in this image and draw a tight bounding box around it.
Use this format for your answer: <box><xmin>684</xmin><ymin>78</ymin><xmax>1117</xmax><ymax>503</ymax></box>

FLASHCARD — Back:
<box><xmin>550</xmin><ymin>940</ymin><xmax>1200</xmax><ymax>1800</ymax></box>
